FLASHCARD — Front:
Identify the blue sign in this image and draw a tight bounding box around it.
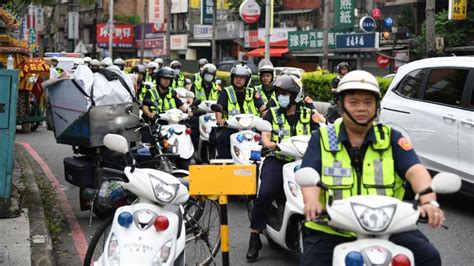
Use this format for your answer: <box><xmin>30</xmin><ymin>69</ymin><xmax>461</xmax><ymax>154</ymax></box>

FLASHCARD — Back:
<box><xmin>202</xmin><ymin>0</ymin><xmax>214</xmax><ymax>25</ymax></box>
<box><xmin>384</xmin><ymin>17</ymin><xmax>394</xmax><ymax>28</ymax></box>
<box><xmin>335</xmin><ymin>33</ymin><xmax>377</xmax><ymax>49</ymax></box>
<box><xmin>359</xmin><ymin>16</ymin><xmax>376</xmax><ymax>33</ymax></box>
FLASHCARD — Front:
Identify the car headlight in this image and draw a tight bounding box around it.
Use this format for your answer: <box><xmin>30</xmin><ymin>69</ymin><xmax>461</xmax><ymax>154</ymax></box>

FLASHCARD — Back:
<box><xmin>287</xmin><ymin>180</ymin><xmax>300</xmax><ymax>198</ymax></box>
<box><xmin>107</xmin><ymin>233</ymin><xmax>120</xmax><ymax>265</ymax></box>
<box><xmin>351</xmin><ymin>203</ymin><xmax>396</xmax><ymax>232</ymax></box>
<box><xmin>149</xmin><ymin>175</ymin><xmax>179</xmax><ymax>204</ymax></box>
<box><xmin>152</xmin><ymin>240</ymin><xmax>173</xmax><ymax>265</ymax></box>
<box><xmin>291</xmin><ymin>140</ymin><xmax>308</xmax><ymax>155</ymax></box>
<box><xmin>237</xmin><ymin>116</ymin><xmax>253</xmax><ymax>128</ymax></box>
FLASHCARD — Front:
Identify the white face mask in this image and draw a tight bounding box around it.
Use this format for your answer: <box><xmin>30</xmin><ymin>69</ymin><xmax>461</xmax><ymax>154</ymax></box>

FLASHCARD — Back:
<box><xmin>204</xmin><ymin>74</ymin><xmax>214</xmax><ymax>82</ymax></box>
<box><xmin>278</xmin><ymin>94</ymin><xmax>291</xmax><ymax>108</ymax></box>
<box><xmin>174</xmin><ymin>69</ymin><xmax>181</xmax><ymax>75</ymax></box>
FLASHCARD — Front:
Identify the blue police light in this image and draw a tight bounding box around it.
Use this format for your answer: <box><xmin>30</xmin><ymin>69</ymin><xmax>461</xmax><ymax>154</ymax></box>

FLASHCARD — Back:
<box><xmin>236</xmin><ymin>133</ymin><xmax>245</xmax><ymax>143</ymax></box>
<box><xmin>118</xmin><ymin>212</ymin><xmax>133</xmax><ymax>228</ymax></box>
<box><xmin>204</xmin><ymin>115</ymin><xmax>211</xmax><ymax>122</ymax></box>
<box><xmin>167</xmin><ymin>128</ymin><xmax>175</xmax><ymax>135</ymax></box>
<box><xmin>250</xmin><ymin>150</ymin><xmax>261</xmax><ymax>161</ymax></box>
<box><xmin>293</xmin><ymin>164</ymin><xmax>301</xmax><ymax>173</ymax></box>
<box><xmin>345</xmin><ymin>251</ymin><xmax>364</xmax><ymax>266</ymax></box>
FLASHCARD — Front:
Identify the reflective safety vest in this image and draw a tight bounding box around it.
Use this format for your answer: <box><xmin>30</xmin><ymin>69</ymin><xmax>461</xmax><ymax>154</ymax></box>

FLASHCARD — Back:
<box><xmin>149</xmin><ymin>87</ymin><xmax>177</xmax><ymax>113</ymax></box>
<box><xmin>305</xmin><ymin>121</ymin><xmax>405</xmax><ymax>237</ymax></box>
<box><xmin>224</xmin><ymin>86</ymin><xmax>259</xmax><ymax>119</ymax></box>
<box><xmin>145</xmin><ymin>72</ymin><xmax>155</xmax><ymax>83</ymax></box>
<box><xmin>270</xmin><ymin>106</ymin><xmax>311</xmax><ymax>161</ymax></box>
<box><xmin>194</xmin><ymin>81</ymin><xmax>219</xmax><ymax>101</ymax></box>
<box><xmin>255</xmin><ymin>85</ymin><xmax>277</xmax><ymax>106</ymax></box>
<box><xmin>194</xmin><ymin>72</ymin><xmax>201</xmax><ymax>83</ymax></box>
<box><xmin>55</xmin><ymin>66</ymin><xmax>63</xmax><ymax>76</ymax></box>
<box><xmin>171</xmin><ymin>74</ymin><xmax>185</xmax><ymax>89</ymax></box>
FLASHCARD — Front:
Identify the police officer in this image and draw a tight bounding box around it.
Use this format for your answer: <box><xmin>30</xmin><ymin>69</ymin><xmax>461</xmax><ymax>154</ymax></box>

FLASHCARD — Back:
<box><xmin>189</xmin><ymin>63</ymin><xmax>220</xmax><ymax>150</ymax></box>
<box><xmin>132</xmin><ymin>64</ymin><xmax>149</xmax><ymax>102</ymax></box>
<box><xmin>255</xmin><ymin>65</ymin><xmax>277</xmax><ymax>105</ymax></box>
<box><xmin>326</xmin><ymin>62</ymin><xmax>350</xmax><ymax>123</ymax></box>
<box><xmin>170</xmin><ymin>60</ymin><xmax>186</xmax><ymax>89</ymax></box>
<box><xmin>114</xmin><ymin>58</ymin><xmax>125</xmax><ymax>71</ymax></box>
<box><xmin>154</xmin><ymin>58</ymin><xmax>164</xmax><ymax>69</ymax></box>
<box><xmin>145</xmin><ymin>62</ymin><xmax>158</xmax><ymax>83</ymax></box>
<box><xmin>215</xmin><ymin>64</ymin><xmax>267</xmax><ymax>159</ymax></box>
<box><xmin>299</xmin><ymin>70</ymin><xmax>443</xmax><ymax>266</ymax></box>
<box><xmin>84</xmin><ymin>56</ymin><xmax>92</xmax><ymax>67</ymax></box>
<box><xmin>51</xmin><ymin>57</ymin><xmax>63</xmax><ymax>75</ymax></box>
<box><xmin>191</xmin><ymin>58</ymin><xmax>209</xmax><ymax>83</ymax></box>
<box><xmin>246</xmin><ymin>74</ymin><xmax>320</xmax><ymax>262</ymax></box>
<box><xmin>101</xmin><ymin>57</ymin><xmax>113</xmax><ymax>68</ymax></box>
<box><xmin>90</xmin><ymin>59</ymin><xmax>100</xmax><ymax>73</ymax></box>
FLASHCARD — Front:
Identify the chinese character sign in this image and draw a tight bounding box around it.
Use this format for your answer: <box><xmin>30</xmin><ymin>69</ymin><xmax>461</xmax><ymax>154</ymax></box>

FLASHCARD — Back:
<box><xmin>202</xmin><ymin>0</ymin><xmax>214</xmax><ymax>25</ymax></box>
<box><xmin>96</xmin><ymin>24</ymin><xmax>134</xmax><ymax>48</ymax></box>
<box><xmin>335</xmin><ymin>33</ymin><xmax>378</xmax><ymax>49</ymax></box>
<box><xmin>449</xmin><ymin>0</ymin><xmax>467</xmax><ymax>20</ymax></box>
<box><xmin>335</xmin><ymin>0</ymin><xmax>355</xmax><ymax>29</ymax></box>
<box><xmin>288</xmin><ymin>30</ymin><xmax>345</xmax><ymax>50</ymax></box>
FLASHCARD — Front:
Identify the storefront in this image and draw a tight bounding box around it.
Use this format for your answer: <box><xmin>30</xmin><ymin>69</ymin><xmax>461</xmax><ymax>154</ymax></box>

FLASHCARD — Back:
<box><xmin>96</xmin><ymin>23</ymin><xmax>136</xmax><ymax>59</ymax></box>
<box><xmin>135</xmin><ymin>23</ymin><xmax>165</xmax><ymax>59</ymax></box>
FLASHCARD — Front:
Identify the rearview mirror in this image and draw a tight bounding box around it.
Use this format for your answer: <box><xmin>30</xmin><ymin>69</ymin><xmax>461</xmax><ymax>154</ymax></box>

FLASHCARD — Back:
<box><xmin>255</xmin><ymin>120</ymin><xmax>272</xmax><ymax>132</ymax></box>
<box><xmin>295</xmin><ymin>167</ymin><xmax>320</xmax><ymax>187</ymax></box>
<box><xmin>185</xmin><ymin>90</ymin><xmax>195</xmax><ymax>98</ymax></box>
<box><xmin>103</xmin><ymin>134</ymin><xmax>129</xmax><ymax>154</ymax></box>
<box><xmin>431</xmin><ymin>172</ymin><xmax>462</xmax><ymax>194</ymax></box>
<box><xmin>192</xmin><ymin>98</ymin><xmax>202</xmax><ymax>107</ymax></box>
<box><xmin>125</xmin><ymin>104</ymin><xmax>133</xmax><ymax>114</ymax></box>
<box><xmin>211</xmin><ymin>104</ymin><xmax>224</xmax><ymax>113</ymax></box>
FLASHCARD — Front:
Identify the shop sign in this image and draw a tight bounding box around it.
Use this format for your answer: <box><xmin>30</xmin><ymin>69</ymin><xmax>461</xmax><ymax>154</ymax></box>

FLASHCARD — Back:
<box><xmin>239</xmin><ymin>0</ymin><xmax>261</xmax><ymax>24</ymax></box>
<box><xmin>376</xmin><ymin>54</ymin><xmax>390</xmax><ymax>68</ymax></box>
<box><xmin>171</xmin><ymin>0</ymin><xmax>188</xmax><ymax>14</ymax></box>
<box><xmin>216</xmin><ymin>21</ymin><xmax>244</xmax><ymax>40</ymax></box>
<box><xmin>335</xmin><ymin>33</ymin><xmax>378</xmax><ymax>49</ymax></box>
<box><xmin>448</xmin><ymin>0</ymin><xmax>467</xmax><ymax>20</ymax></box>
<box><xmin>359</xmin><ymin>16</ymin><xmax>376</xmax><ymax>33</ymax></box>
<box><xmin>68</xmin><ymin>11</ymin><xmax>79</xmax><ymax>40</ymax></box>
<box><xmin>244</xmin><ymin>30</ymin><xmax>259</xmax><ymax>47</ymax></box>
<box><xmin>194</xmin><ymin>25</ymin><xmax>213</xmax><ymax>39</ymax></box>
<box><xmin>288</xmin><ymin>30</ymin><xmax>348</xmax><ymax>50</ymax></box>
<box><xmin>35</xmin><ymin>7</ymin><xmax>44</xmax><ymax>32</ymax></box>
<box><xmin>202</xmin><ymin>0</ymin><xmax>213</xmax><ymax>25</ymax></box>
<box><xmin>170</xmin><ymin>34</ymin><xmax>188</xmax><ymax>50</ymax></box>
<box><xmin>135</xmin><ymin>24</ymin><xmax>164</xmax><ymax>49</ymax></box>
<box><xmin>384</xmin><ymin>17</ymin><xmax>394</xmax><ymax>28</ymax></box>
<box><xmin>97</xmin><ymin>24</ymin><xmax>134</xmax><ymax>48</ymax></box>
<box><xmin>334</xmin><ymin>0</ymin><xmax>355</xmax><ymax>29</ymax></box>
<box><xmin>149</xmin><ymin>0</ymin><xmax>164</xmax><ymax>23</ymax></box>
<box><xmin>393</xmin><ymin>50</ymin><xmax>409</xmax><ymax>70</ymax></box>
<box><xmin>245</xmin><ymin>28</ymin><xmax>297</xmax><ymax>48</ymax></box>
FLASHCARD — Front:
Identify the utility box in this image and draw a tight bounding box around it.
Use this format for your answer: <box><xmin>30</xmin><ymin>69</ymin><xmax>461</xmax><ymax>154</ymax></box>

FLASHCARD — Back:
<box><xmin>0</xmin><ymin>70</ymin><xmax>19</xmax><ymax>212</ymax></box>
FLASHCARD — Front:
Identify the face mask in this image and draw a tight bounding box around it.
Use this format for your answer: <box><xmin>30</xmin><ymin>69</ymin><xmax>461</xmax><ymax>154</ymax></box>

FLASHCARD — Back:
<box><xmin>278</xmin><ymin>95</ymin><xmax>290</xmax><ymax>108</ymax></box>
<box><xmin>174</xmin><ymin>69</ymin><xmax>181</xmax><ymax>75</ymax></box>
<box><xmin>204</xmin><ymin>74</ymin><xmax>214</xmax><ymax>82</ymax></box>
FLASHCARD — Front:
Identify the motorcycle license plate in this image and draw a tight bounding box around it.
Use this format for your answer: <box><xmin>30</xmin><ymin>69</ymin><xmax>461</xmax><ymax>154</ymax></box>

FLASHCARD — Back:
<box><xmin>250</xmin><ymin>150</ymin><xmax>261</xmax><ymax>161</ymax></box>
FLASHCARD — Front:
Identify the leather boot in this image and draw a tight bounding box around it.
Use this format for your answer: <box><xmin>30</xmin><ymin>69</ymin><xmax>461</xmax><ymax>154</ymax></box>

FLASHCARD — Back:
<box><xmin>246</xmin><ymin>232</ymin><xmax>262</xmax><ymax>262</ymax></box>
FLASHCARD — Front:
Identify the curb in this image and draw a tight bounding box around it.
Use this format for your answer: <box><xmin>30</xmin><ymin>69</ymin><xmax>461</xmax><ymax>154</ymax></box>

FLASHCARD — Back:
<box><xmin>14</xmin><ymin>144</ymin><xmax>55</xmax><ymax>266</ymax></box>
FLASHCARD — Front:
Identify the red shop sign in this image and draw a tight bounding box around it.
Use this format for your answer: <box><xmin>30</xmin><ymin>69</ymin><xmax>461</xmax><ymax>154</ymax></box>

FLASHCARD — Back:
<box><xmin>96</xmin><ymin>23</ymin><xmax>134</xmax><ymax>45</ymax></box>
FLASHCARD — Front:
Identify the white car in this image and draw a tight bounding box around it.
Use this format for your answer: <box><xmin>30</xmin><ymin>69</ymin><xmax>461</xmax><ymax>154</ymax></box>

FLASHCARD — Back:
<box><xmin>380</xmin><ymin>56</ymin><xmax>474</xmax><ymax>194</ymax></box>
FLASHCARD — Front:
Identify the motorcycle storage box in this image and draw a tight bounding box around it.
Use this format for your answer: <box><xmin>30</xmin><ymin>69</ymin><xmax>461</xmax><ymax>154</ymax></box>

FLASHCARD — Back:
<box><xmin>45</xmin><ymin>73</ymin><xmax>139</xmax><ymax>147</ymax></box>
<box><xmin>64</xmin><ymin>156</ymin><xmax>93</xmax><ymax>187</ymax></box>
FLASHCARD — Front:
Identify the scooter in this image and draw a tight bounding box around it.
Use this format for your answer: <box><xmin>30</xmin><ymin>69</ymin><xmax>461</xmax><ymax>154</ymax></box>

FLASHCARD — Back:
<box><xmin>92</xmin><ymin>134</ymin><xmax>189</xmax><ymax>266</ymax></box>
<box><xmin>195</xmin><ymin>100</ymin><xmax>217</xmax><ymax>163</ymax></box>
<box><xmin>295</xmin><ymin>167</ymin><xmax>461</xmax><ymax>266</ymax></box>
<box><xmin>251</xmin><ymin>135</ymin><xmax>311</xmax><ymax>252</ymax></box>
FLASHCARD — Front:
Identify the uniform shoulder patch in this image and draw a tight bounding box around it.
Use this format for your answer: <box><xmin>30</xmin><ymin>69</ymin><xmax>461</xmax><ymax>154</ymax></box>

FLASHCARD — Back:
<box><xmin>397</xmin><ymin>137</ymin><xmax>413</xmax><ymax>151</ymax></box>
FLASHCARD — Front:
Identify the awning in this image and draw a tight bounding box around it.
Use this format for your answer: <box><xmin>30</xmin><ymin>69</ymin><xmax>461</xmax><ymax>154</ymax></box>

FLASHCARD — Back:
<box><xmin>188</xmin><ymin>42</ymin><xmax>211</xmax><ymax>47</ymax></box>
<box><xmin>276</xmin><ymin>9</ymin><xmax>314</xmax><ymax>15</ymax></box>
<box><xmin>247</xmin><ymin>48</ymin><xmax>289</xmax><ymax>57</ymax></box>
<box><xmin>257</xmin><ymin>39</ymin><xmax>288</xmax><ymax>47</ymax></box>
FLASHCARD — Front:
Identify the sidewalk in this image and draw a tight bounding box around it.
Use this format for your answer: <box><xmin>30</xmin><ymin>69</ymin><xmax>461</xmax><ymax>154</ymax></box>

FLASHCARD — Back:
<box><xmin>0</xmin><ymin>144</ymin><xmax>54</xmax><ymax>266</ymax></box>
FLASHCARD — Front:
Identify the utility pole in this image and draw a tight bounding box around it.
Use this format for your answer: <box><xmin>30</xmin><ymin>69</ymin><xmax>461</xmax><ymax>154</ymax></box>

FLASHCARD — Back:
<box><xmin>108</xmin><ymin>0</ymin><xmax>114</xmax><ymax>58</ymax></box>
<box><xmin>322</xmin><ymin>0</ymin><xmax>330</xmax><ymax>70</ymax></box>
<box><xmin>92</xmin><ymin>2</ymin><xmax>98</xmax><ymax>58</ymax></box>
<box><xmin>140</xmin><ymin>0</ymin><xmax>147</xmax><ymax>63</ymax></box>
<box><xmin>211</xmin><ymin>0</ymin><xmax>217</xmax><ymax>64</ymax></box>
<box><xmin>263</xmin><ymin>0</ymin><xmax>272</xmax><ymax>61</ymax></box>
<box><xmin>425</xmin><ymin>0</ymin><xmax>436</xmax><ymax>57</ymax></box>
<box><xmin>166</xmin><ymin>0</ymin><xmax>171</xmax><ymax>61</ymax></box>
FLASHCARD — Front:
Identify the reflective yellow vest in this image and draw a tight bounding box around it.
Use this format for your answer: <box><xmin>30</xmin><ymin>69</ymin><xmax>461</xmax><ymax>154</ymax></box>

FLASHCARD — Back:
<box><xmin>194</xmin><ymin>72</ymin><xmax>201</xmax><ymax>83</ymax></box>
<box><xmin>305</xmin><ymin>121</ymin><xmax>405</xmax><ymax>237</ymax></box>
<box><xmin>270</xmin><ymin>106</ymin><xmax>311</xmax><ymax>161</ymax></box>
<box><xmin>194</xmin><ymin>81</ymin><xmax>219</xmax><ymax>101</ymax></box>
<box><xmin>171</xmin><ymin>74</ymin><xmax>185</xmax><ymax>89</ymax></box>
<box><xmin>255</xmin><ymin>85</ymin><xmax>278</xmax><ymax>106</ymax></box>
<box><xmin>149</xmin><ymin>87</ymin><xmax>177</xmax><ymax>113</ymax></box>
<box><xmin>224</xmin><ymin>86</ymin><xmax>259</xmax><ymax>119</ymax></box>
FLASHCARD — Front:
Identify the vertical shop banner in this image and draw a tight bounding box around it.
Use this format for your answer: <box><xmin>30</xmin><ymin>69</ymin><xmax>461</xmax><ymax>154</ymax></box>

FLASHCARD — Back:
<box><xmin>334</xmin><ymin>0</ymin><xmax>355</xmax><ymax>29</ymax></box>
<box><xmin>202</xmin><ymin>0</ymin><xmax>214</xmax><ymax>25</ymax></box>
<box><xmin>448</xmin><ymin>0</ymin><xmax>467</xmax><ymax>20</ymax></box>
<box><xmin>35</xmin><ymin>7</ymin><xmax>44</xmax><ymax>32</ymax></box>
<box><xmin>149</xmin><ymin>0</ymin><xmax>164</xmax><ymax>23</ymax></box>
<box><xmin>68</xmin><ymin>11</ymin><xmax>79</xmax><ymax>39</ymax></box>
<box><xmin>171</xmin><ymin>0</ymin><xmax>188</xmax><ymax>14</ymax></box>
<box><xmin>244</xmin><ymin>30</ymin><xmax>259</xmax><ymax>47</ymax></box>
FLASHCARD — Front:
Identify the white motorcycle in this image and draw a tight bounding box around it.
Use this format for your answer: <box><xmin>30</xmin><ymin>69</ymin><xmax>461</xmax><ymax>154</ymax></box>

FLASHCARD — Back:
<box><xmin>195</xmin><ymin>100</ymin><xmax>217</xmax><ymax>163</ymax></box>
<box><xmin>295</xmin><ymin>167</ymin><xmax>461</xmax><ymax>266</ymax></box>
<box><xmin>86</xmin><ymin>134</ymin><xmax>189</xmax><ymax>266</ymax></box>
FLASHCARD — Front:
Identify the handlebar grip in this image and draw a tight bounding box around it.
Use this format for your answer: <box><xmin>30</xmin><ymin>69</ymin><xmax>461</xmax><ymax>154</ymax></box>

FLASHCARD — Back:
<box><xmin>102</xmin><ymin>167</ymin><xmax>125</xmax><ymax>176</ymax></box>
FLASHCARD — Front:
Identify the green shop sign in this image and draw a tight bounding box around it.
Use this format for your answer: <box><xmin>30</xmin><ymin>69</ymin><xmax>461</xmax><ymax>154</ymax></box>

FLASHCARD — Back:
<box><xmin>288</xmin><ymin>30</ymin><xmax>349</xmax><ymax>50</ymax></box>
<box><xmin>335</xmin><ymin>0</ymin><xmax>355</xmax><ymax>29</ymax></box>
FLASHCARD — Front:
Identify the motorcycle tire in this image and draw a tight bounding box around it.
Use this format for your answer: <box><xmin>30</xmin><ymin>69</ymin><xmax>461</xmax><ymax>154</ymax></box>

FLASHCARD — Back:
<box><xmin>83</xmin><ymin>216</ymin><xmax>113</xmax><ymax>266</ymax></box>
<box><xmin>92</xmin><ymin>199</ymin><xmax>115</xmax><ymax>219</ymax></box>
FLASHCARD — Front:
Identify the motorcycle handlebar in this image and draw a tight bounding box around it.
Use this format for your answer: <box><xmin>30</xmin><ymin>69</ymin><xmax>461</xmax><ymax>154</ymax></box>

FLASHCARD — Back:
<box><xmin>102</xmin><ymin>167</ymin><xmax>129</xmax><ymax>182</ymax></box>
<box><xmin>125</xmin><ymin>124</ymin><xmax>141</xmax><ymax>131</ymax></box>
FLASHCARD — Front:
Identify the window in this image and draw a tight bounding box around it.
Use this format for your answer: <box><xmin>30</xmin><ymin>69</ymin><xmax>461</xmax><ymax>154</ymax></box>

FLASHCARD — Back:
<box><xmin>423</xmin><ymin>69</ymin><xmax>468</xmax><ymax>107</ymax></box>
<box><xmin>395</xmin><ymin>69</ymin><xmax>425</xmax><ymax>98</ymax></box>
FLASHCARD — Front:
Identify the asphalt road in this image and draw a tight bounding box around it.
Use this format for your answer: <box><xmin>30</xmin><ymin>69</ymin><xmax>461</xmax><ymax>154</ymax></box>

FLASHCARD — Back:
<box><xmin>16</xmin><ymin>125</ymin><xmax>474</xmax><ymax>266</ymax></box>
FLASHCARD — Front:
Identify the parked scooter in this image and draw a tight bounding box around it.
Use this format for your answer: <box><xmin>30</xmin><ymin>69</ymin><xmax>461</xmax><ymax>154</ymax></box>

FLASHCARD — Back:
<box><xmin>295</xmin><ymin>167</ymin><xmax>461</xmax><ymax>266</ymax></box>
<box><xmin>194</xmin><ymin>100</ymin><xmax>217</xmax><ymax>163</ymax></box>
<box><xmin>90</xmin><ymin>134</ymin><xmax>189</xmax><ymax>266</ymax></box>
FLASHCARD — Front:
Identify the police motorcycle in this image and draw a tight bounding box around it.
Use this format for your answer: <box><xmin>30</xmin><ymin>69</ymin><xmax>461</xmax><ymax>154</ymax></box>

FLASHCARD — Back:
<box><xmin>295</xmin><ymin>167</ymin><xmax>461</xmax><ymax>266</ymax></box>
<box><xmin>86</xmin><ymin>134</ymin><xmax>189</xmax><ymax>266</ymax></box>
<box><xmin>193</xmin><ymin>99</ymin><xmax>218</xmax><ymax>163</ymax></box>
<box><xmin>210</xmin><ymin>104</ymin><xmax>266</xmax><ymax>165</ymax></box>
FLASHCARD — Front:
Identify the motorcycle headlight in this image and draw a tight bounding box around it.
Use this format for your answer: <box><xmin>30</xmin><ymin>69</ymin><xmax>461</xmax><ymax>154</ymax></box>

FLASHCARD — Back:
<box><xmin>152</xmin><ymin>240</ymin><xmax>173</xmax><ymax>265</ymax></box>
<box><xmin>351</xmin><ymin>203</ymin><xmax>396</xmax><ymax>232</ymax></box>
<box><xmin>172</xmin><ymin>139</ymin><xmax>179</xmax><ymax>153</ymax></box>
<box><xmin>287</xmin><ymin>180</ymin><xmax>300</xmax><ymax>198</ymax></box>
<box><xmin>237</xmin><ymin>116</ymin><xmax>253</xmax><ymax>128</ymax></box>
<box><xmin>149</xmin><ymin>175</ymin><xmax>179</xmax><ymax>204</ymax></box>
<box><xmin>291</xmin><ymin>140</ymin><xmax>308</xmax><ymax>155</ymax></box>
<box><xmin>233</xmin><ymin>145</ymin><xmax>241</xmax><ymax>157</ymax></box>
<box><xmin>107</xmin><ymin>233</ymin><xmax>120</xmax><ymax>265</ymax></box>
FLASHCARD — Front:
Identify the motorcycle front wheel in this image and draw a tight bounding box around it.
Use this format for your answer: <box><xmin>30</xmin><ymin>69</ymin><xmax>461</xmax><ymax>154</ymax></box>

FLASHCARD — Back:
<box><xmin>83</xmin><ymin>216</ymin><xmax>113</xmax><ymax>266</ymax></box>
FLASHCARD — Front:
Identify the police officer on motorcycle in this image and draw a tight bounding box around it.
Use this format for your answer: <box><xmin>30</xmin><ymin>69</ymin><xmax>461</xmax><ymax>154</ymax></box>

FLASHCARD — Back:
<box><xmin>114</xmin><ymin>58</ymin><xmax>125</xmax><ymax>71</ymax></box>
<box><xmin>247</xmin><ymin>74</ymin><xmax>320</xmax><ymax>262</ymax></box>
<box><xmin>215</xmin><ymin>64</ymin><xmax>267</xmax><ymax>159</ymax></box>
<box><xmin>326</xmin><ymin>62</ymin><xmax>350</xmax><ymax>123</ymax></box>
<box><xmin>255</xmin><ymin>65</ymin><xmax>277</xmax><ymax>106</ymax></box>
<box><xmin>192</xmin><ymin>58</ymin><xmax>209</xmax><ymax>83</ymax></box>
<box><xmin>299</xmin><ymin>70</ymin><xmax>444</xmax><ymax>266</ymax></box>
<box><xmin>132</xmin><ymin>64</ymin><xmax>149</xmax><ymax>102</ymax></box>
<box><xmin>154</xmin><ymin>58</ymin><xmax>164</xmax><ymax>69</ymax></box>
<box><xmin>145</xmin><ymin>62</ymin><xmax>158</xmax><ymax>83</ymax></box>
<box><xmin>170</xmin><ymin>60</ymin><xmax>186</xmax><ymax>89</ymax></box>
<box><xmin>90</xmin><ymin>59</ymin><xmax>100</xmax><ymax>73</ymax></box>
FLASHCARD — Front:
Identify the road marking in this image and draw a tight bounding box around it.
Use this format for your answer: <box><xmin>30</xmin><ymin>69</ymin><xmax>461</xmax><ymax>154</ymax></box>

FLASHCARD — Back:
<box><xmin>19</xmin><ymin>142</ymin><xmax>88</xmax><ymax>264</ymax></box>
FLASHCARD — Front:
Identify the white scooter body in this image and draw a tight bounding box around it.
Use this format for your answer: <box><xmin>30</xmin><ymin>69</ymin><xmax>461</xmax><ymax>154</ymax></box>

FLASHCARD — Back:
<box><xmin>95</xmin><ymin>166</ymin><xmax>189</xmax><ymax>266</ymax></box>
<box><xmin>196</xmin><ymin>100</ymin><xmax>217</xmax><ymax>162</ymax></box>
<box><xmin>159</xmin><ymin>108</ymin><xmax>194</xmax><ymax>160</ymax></box>
<box><xmin>227</xmin><ymin>114</ymin><xmax>265</xmax><ymax>165</ymax></box>
<box><xmin>263</xmin><ymin>135</ymin><xmax>310</xmax><ymax>251</ymax></box>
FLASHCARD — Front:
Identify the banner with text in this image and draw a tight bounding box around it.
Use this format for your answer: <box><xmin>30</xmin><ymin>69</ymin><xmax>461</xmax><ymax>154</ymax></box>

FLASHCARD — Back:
<box><xmin>335</xmin><ymin>33</ymin><xmax>379</xmax><ymax>49</ymax></box>
<box><xmin>288</xmin><ymin>30</ymin><xmax>348</xmax><ymax>50</ymax></box>
<box><xmin>334</xmin><ymin>0</ymin><xmax>355</xmax><ymax>29</ymax></box>
<box><xmin>97</xmin><ymin>24</ymin><xmax>134</xmax><ymax>48</ymax></box>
